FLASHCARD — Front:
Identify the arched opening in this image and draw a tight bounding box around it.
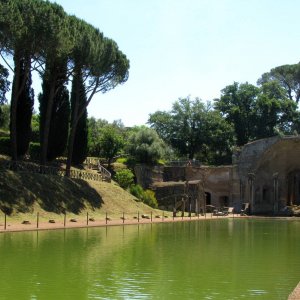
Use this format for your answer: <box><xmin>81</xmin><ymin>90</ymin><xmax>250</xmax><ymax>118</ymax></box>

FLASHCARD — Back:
<box><xmin>205</xmin><ymin>192</ymin><xmax>211</xmax><ymax>205</ymax></box>
<box><xmin>262</xmin><ymin>186</ymin><xmax>271</xmax><ymax>203</ymax></box>
<box><xmin>219</xmin><ymin>196</ymin><xmax>229</xmax><ymax>207</ymax></box>
<box><xmin>287</xmin><ymin>171</ymin><xmax>300</xmax><ymax>205</ymax></box>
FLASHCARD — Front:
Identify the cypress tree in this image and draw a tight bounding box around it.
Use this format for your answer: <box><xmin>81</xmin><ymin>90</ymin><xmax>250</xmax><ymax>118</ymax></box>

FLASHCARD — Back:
<box><xmin>12</xmin><ymin>58</ymin><xmax>34</xmax><ymax>157</ymax></box>
<box><xmin>70</xmin><ymin>70</ymin><xmax>88</xmax><ymax>165</ymax></box>
<box><xmin>39</xmin><ymin>59</ymin><xmax>70</xmax><ymax>161</ymax></box>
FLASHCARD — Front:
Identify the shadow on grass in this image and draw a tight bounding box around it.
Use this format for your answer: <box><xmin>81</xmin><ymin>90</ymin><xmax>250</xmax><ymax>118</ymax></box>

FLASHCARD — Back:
<box><xmin>0</xmin><ymin>170</ymin><xmax>103</xmax><ymax>215</ymax></box>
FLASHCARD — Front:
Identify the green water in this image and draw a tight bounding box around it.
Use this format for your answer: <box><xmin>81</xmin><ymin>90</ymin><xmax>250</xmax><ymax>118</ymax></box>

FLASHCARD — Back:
<box><xmin>0</xmin><ymin>219</ymin><xmax>300</xmax><ymax>299</ymax></box>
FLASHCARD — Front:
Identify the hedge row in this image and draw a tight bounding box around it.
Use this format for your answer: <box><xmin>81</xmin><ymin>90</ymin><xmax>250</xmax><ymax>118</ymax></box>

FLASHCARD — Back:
<box><xmin>0</xmin><ymin>138</ymin><xmax>40</xmax><ymax>159</ymax></box>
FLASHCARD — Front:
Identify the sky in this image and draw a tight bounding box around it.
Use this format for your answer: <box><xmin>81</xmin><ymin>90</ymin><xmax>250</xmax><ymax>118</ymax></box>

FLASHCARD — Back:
<box><xmin>7</xmin><ymin>0</ymin><xmax>300</xmax><ymax>126</ymax></box>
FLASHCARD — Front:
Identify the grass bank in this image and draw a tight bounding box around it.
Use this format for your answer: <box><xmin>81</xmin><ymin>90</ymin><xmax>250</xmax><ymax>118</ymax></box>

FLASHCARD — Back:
<box><xmin>0</xmin><ymin>156</ymin><xmax>162</xmax><ymax>225</ymax></box>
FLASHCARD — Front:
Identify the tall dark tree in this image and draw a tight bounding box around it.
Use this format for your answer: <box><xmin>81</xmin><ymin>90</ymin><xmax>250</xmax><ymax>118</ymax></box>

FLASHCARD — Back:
<box><xmin>14</xmin><ymin>58</ymin><xmax>34</xmax><ymax>156</ymax></box>
<box><xmin>70</xmin><ymin>71</ymin><xmax>88</xmax><ymax>165</ymax></box>
<box><xmin>39</xmin><ymin>59</ymin><xmax>70</xmax><ymax>161</ymax></box>
<box><xmin>38</xmin><ymin>6</ymin><xmax>74</xmax><ymax>166</ymax></box>
<box><xmin>65</xmin><ymin>21</ymin><xmax>129</xmax><ymax>176</ymax></box>
<box><xmin>0</xmin><ymin>0</ymin><xmax>59</xmax><ymax>160</ymax></box>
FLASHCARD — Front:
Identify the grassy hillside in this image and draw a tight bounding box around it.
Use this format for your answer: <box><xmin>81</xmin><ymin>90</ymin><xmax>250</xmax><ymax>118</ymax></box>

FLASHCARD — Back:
<box><xmin>0</xmin><ymin>155</ymin><xmax>161</xmax><ymax>223</ymax></box>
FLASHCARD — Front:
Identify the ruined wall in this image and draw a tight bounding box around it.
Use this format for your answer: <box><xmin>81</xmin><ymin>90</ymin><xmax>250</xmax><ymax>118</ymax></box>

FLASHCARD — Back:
<box><xmin>134</xmin><ymin>164</ymin><xmax>164</xmax><ymax>189</ymax></box>
<box><xmin>135</xmin><ymin>136</ymin><xmax>300</xmax><ymax>214</ymax></box>
<box><xmin>232</xmin><ymin>136</ymin><xmax>300</xmax><ymax>214</ymax></box>
<box><xmin>185</xmin><ymin>166</ymin><xmax>232</xmax><ymax>207</ymax></box>
<box><xmin>163</xmin><ymin>166</ymin><xmax>186</xmax><ymax>182</ymax></box>
<box><xmin>235</xmin><ymin>136</ymin><xmax>279</xmax><ymax>180</ymax></box>
<box><xmin>135</xmin><ymin>164</ymin><xmax>232</xmax><ymax>210</ymax></box>
<box><xmin>153</xmin><ymin>180</ymin><xmax>204</xmax><ymax>212</ymax></box>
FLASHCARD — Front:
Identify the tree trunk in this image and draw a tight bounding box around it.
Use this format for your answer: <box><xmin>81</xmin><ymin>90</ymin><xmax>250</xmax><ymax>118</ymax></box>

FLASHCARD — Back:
<box><xmin>10</xmin><ymin>52</ymin><xmax>31</xmax><ymax>160</ymax></box>
<box><xmin>40</xmin><ymin>81</ymin><xmax>56</xmax><ymax>165</ymax></box>
<box><xmin>65</xmin><ymin>97</ymin><xmax>79</xmax><ymax>177</ymax></box>
<box><xmin>65</xmin><ymin>65</ymin><xmax>81</xmax><ymax>176</ymax></box>
<box><xmin>10</xmin><ymin>52</ymin><xmax>21</xmax><ymax>161</ymax></box>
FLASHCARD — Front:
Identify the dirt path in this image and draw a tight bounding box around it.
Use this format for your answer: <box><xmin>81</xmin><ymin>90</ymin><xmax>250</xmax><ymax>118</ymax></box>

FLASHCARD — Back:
<box><xmin>0</xmin><ymin>214</ymin><xmax>238</xmax><ymax>233</ymax></box>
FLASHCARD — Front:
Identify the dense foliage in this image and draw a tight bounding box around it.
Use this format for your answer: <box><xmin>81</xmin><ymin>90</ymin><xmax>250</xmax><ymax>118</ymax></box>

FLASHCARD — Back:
<box><xmin>127</xmin><ymin>126</ymin><xmax>166</xmax><ymax>164</ymax></box>
<box><xmin>0</xmin><ymin>0</ymin><xmax>129</xmax><ymax>175</ymax></box>
<box><xmin>130</xmin><ymin>184</ymin><xmax>158</xmax><ymax>208</ymax></box>
<box><xmin>114</xmin><ymin>169</ymin><xmax>134</xmax><ymax>189</ymax></box>
<box><xmin>149</xmin><ymin>97</ymin><xmax>235</xmax><ymax>164</ymax></box>
<box><xmin>215</xmin><ymin>81</ymin><xmax>299</xmax><ymax>146</ymax></box>
<box><xmin>98</xmin><ymin>125</ymin><xmax>125</xmax><ymax>167</ymax></box>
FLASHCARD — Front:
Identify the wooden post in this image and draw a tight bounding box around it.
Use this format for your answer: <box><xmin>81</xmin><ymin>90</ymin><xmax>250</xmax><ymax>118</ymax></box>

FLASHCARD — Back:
<box><xmin>37</xmin><ymin>212</ymin><xmax>39</xmax><ymax>228</ymax></box>
<box><xmin>138</xmin><ymin>211</ymin><xmax>139</xmax><ymax>223</ymax></box>
<box><xmin>123</xmin><ymin>212</ymin><xmax>125</xmax><ymax>224</ymax></box>
<box><xmin>86</xmin><ymin>212</ymin><xmax>89</xmax><ymax>226</ymax></box>
<box><xmin>151</xmin><ymin>211</ymin><xmax>152</xmax><ymax>222</ymax></box>
<box><xmin>4</xmin><ymin>213</ymin><xmax>6</xmax><ymax>230</ymax></box>
<box><xmin>64</xmin><ymin>213</ymin><xmax>66</xmax><ymax>227</ymax></box>
<box><xmin>162</xmin><ymin>211</ymin><xmax>164</xmax><ymax>221</ymax></box>
<box><xmin>106</xmin><ymin>212</ymin><xmax>108</xmax><ymax>224</ymax></box>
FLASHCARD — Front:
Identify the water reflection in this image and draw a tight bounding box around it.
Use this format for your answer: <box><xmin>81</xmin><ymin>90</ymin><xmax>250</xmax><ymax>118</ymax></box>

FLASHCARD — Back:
<box><xmin>0</xmin><ymin>220</ymin><xmax>300</xmax><ymax>299</ymax></box>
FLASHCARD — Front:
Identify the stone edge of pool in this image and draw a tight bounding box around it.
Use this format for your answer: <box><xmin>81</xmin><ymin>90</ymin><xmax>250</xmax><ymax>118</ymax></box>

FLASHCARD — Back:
<box><xmin>288</xmin><ymin>282</ymin><xmax>300</xmax><ymax>299</ymax></box>
<box><xmin>0</xmin><ymin>215</ymin><xmax>300</xmax><ymax>234</ymax></box>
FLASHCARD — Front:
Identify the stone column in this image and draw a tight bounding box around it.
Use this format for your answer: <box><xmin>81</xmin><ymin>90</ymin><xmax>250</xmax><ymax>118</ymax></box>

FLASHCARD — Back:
<box><xmin>248</xmin><ymin>173</ymin><xmax>255</xmax><ymax>214</ymax></box>
<box><xmin>296</xmin><ymin>174</ymin><xmax>300</xmax><ymax>205</ymax></box>
<box><xmin>273</xmin><ymin>172</ymin><xmax>279</xmax><ymax>214</ymax></box>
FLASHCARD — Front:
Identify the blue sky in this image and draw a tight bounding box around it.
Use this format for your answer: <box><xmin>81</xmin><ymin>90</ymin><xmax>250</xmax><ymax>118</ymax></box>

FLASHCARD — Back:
<box><xmin>14</xmin><ymin>1</ymin><xmax>300</xmax><ymax>126</ymax></box>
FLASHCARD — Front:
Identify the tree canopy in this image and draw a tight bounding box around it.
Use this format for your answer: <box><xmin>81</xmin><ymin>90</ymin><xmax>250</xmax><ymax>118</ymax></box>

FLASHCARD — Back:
<box><xmin>98</xmin><ymin>125</ymin><xmax>125</xmax><ymax>167</ymax></box>
<box><xmin>257</xmin><ymin>63</ymin><xmax>300</xmax><ymax>104</ymax></box>
<box><xmin>0</xmin><ymin>0</ymin><xmax>130</xmax><ymax>173</ymax></box>
<box><xmin>149</xmin><ymin>97</ymin><xmax>235</xmax><ymax>164</ymax></box>
<box><xmin>214</xmin><ymin>81</ymin><xmax>299</xmax><ymax>145</ymax></box>
<box><xmin>127</xmin><ymin>126</ymin><xmax>166</xmax><ymax>164</ymax></box>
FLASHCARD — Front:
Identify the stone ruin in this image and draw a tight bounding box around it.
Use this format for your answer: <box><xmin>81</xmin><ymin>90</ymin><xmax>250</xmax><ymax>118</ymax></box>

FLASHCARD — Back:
<box><xmin>134</xmin><ymin>136</ymin><xmax>300</xmax><ymax>216</ymax></box>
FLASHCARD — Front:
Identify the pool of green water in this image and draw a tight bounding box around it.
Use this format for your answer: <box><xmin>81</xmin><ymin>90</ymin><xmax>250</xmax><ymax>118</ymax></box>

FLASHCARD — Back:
<box><xmin>0</xmin><ymin>219</ymin><xmax>299</xmax><ymax>299</ymax></box>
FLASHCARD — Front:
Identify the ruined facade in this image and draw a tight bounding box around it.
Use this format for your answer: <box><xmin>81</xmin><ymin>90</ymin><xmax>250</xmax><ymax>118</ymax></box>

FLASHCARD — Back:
<box><xmin>135</xmin><ymin>136</ymin><xmax>300</xmax><ymax>215</ymax></box>
<box><xmin>232</xmin><ymin>136</ymin><xmax>300</xmax><ymax>214</ymax></box>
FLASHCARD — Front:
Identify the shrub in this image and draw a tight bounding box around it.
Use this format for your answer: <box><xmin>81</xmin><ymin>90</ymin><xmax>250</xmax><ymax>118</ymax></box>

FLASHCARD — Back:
<box><xmin>29</xmin><ymin>142</ymin><xmax>40</xmax><ymax>161</ymax></box>
<box><xmin>129</xmin><ymin>184</ymin><xmax>144</xmax><ymax>201</ymax></box>
<box><xmin>129</xmin><ymin>184</ymin><xmax>158</xmax><ymax>208</ymax></box>
<box><xmin>142</xmin><ymin>189</ymin><xmax>158</xmax><ymax>208</ymax></box>
<box><xmin>116</xmin><ymin>157</ymin><xmax>127</xmax><ymax>164</ymax></box>
<box><xmin>0</xmin><ymin>137</ymin><xmax>11</xmax><ymax>156</ymax></box>
<box><xmin>114</xmin><ymin>169</ymin><xmax>134</xmax><ymax>189</ymax></box>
